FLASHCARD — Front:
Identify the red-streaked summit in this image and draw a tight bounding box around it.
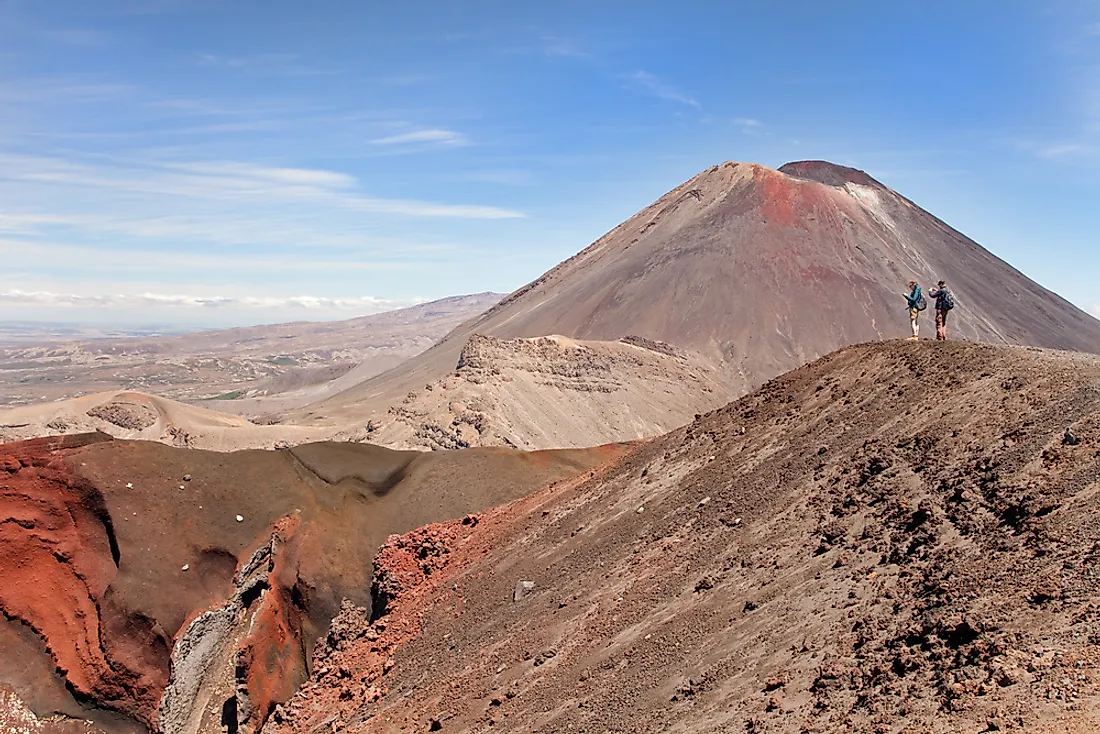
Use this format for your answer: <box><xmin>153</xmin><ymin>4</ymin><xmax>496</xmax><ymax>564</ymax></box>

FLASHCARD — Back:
<box><xmin>296</xmin><ymin>159</ymin><xmax>1100</xmax><ymax>430</ymax></box>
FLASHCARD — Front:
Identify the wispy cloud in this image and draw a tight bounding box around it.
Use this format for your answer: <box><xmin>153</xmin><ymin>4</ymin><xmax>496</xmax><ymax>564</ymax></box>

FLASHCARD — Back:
<box><xmin>0</xmin><ymin>153</ymin><xmax>521</xmax><ymax>219</ymax></box>
<box><xmin>370</xmin><ymin>129</ymin><xmax>468</xmax><ymax>146</ymax></box>
<box><xmin>733</xmin><ymin>117</ymin><xmax>764</xmax><ymax>133</ymax></box>
<box><xmin>0</xmin><ymin>238</ymin><xmax>432</xmax><ymax>273</ymax></box>
<box><xmin>0</xmin><ymin>289</ymin><xmax>419</xmax><ymax>311</ymax></box>
<box><xmin>1012</xmin><ymin>137</ymin><xmax>1100</xmax><ymax>163</ymax></box>
<box><xmin>542</xmin><ymin>37</ymin><xmax>591</xmax><ymax>59</ymax></box>
<box><xmin>1035</xmin><ymin>142</ymin><xmax>1097</xmax><ymax>158</ymax></box>
<box><xmin>0</xmin><ymin>77</ymin><xmax>134</xmax><ymax>104</ymax></box>
<box><xmin>197</xmin><ymin>52</ymin><xmax>334</xmax><ymax>77</ymax></box>
<box><xmin>629</xmin><ymin>71</ymin><xmax>700</xmax><ymax>107</ymax></box>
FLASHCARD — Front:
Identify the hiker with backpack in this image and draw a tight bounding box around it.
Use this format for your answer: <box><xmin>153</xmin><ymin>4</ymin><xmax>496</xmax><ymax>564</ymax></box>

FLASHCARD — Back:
<box><xmin>904</xmin><ymin>280</ymin><xmax>926</xmax><ymax>340</ymax></box>
<box><xmin>928</xmin><ymin>280</ymin><xmax>955</xmax><ymax>341</ymax></box>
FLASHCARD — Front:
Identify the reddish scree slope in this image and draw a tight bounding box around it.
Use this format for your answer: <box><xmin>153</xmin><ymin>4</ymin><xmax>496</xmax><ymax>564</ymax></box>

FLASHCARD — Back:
<box><xmin>271</xmin><ymin>340</ymin><xmax>1100</xmax><ymax>734</ymax></box>
<box><xmin>0</xmin><ymin>435</ymin><xmax>625</xmax><ymax>733</ymax></box>
<box><xmin>295</xmin><ymin>160</ymin><xmax>1100</xmax><ymax>425</ymax></box>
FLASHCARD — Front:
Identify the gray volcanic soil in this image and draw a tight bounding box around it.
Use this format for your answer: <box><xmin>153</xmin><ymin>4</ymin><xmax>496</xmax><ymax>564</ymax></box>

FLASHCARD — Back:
<box><xmin>274</xmin><ymin>340</ymin><xmax>1100</xmax><ymax>734</ymax></box>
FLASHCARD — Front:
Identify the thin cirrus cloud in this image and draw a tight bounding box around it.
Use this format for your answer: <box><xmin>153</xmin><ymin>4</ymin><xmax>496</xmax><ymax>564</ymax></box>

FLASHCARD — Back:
<box><xmin>0</xmin><ymin>238</ymin><xmax>435</xmax><ymax>274</ymax></box>
<box><xmin>0</xmin><ymin>153</ymin><xmax>522</xmax><ymax>220</ymax></box>
<box><xmin>733</xmin><ymin>117</ymin><xmax>764</xmax><ymax>132</ymax></box>
<box><xmin>0</xmin><ymin>213</ymin><xmax>453</xmax><ymax>253</ymax></box>
<box><xmin>0</xmin><ymin>289</ymin><xmax>421</xmax><ymax>311</ymax></box>
<box><xmin>629</xmin><ymin>70</ymin><xmax>700</xmax><ymax>108</ymax></box>
<box><xmin>369</xmin><ymin>129</ymin><xmax>469</xmax><ymax>146</ymax></box>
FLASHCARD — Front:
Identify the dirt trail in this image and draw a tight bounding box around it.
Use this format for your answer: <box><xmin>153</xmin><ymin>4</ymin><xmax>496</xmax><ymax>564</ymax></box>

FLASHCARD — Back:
<box><xmin>271</xmin><ymin>340</ymin><xmax>1100</xmax><ymax>734</ymax></box>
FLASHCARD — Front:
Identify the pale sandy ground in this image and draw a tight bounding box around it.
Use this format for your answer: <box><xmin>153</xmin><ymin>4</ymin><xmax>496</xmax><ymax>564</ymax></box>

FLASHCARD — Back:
<box><xmin>0</xmin><ymin>391</ymin><xmax>329</xmax><ymax>451</ymax></box>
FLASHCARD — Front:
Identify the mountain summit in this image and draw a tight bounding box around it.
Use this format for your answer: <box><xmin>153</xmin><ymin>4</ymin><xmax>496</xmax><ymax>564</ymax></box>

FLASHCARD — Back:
<box><xmin>297</xmin><ymin>160</ymin><xmax>1100</xmax><ymax>427</ymax></box>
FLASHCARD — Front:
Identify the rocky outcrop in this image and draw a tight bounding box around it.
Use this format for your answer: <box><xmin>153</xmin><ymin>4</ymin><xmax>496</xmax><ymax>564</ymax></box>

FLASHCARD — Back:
<box><xmin>159</xmin><ymin>519</ymin><xmax>308</xmax><ymax>734</ymax></box>
<box><xmin>361</xmin><ymin>334</ymin><xmax>733</xmax><ymax>450</ymax></box>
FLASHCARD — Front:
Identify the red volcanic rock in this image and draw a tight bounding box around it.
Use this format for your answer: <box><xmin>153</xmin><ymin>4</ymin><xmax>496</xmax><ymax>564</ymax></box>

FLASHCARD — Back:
<box><xmin>264</xmin><ymin>518</ymin><xmax>489</xmax><ymax>733</ymax></box>
<box><xmin>0</xmin><ymin>434</ymin><xmax>624</xmax><ymax>732</ymax></box>
<box><xmin>0</xmin><ymin>435</ymin><xmax>169</xmax><ymax>726</ymax></box>
<box><xmin>265</xmin><ymin>465</ymin><xmax>614</xmax><ymax>734</ymax></box>
<box><xmin>236</xmin><ymin>518</ymin><xmax>310</xmax><ymax>731</ymax></box>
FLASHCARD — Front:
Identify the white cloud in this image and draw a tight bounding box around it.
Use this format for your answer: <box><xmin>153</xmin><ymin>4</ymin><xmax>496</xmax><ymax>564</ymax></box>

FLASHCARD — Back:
<box><xmin>630</xmin><ymin>71</ymin><xmax>700</xmax><ymax>108</ymax></box>
<box><xmin>0</xmin><ymin>238</ymin><xmax>433</xmax><ymax>273</ymax></box>
<box><xmin>733</xmin><ymin>117</ymin><xmax>764</xmax><ymax>132</ymax></box>
<box><xmin>0</xmin><ymin>78</ymin><xmax>134</xmax><ymax>104</ymax></box>
<box><xmin>370</xmin><ymin>129</ymin><xmax>468</xmax><ymax>146</ymax></box>
<box><xmin>0</xmin><ymin>289</ymin><xmax>420</xmax><ymax>311</ymax></box>
<box><xmin>0</xmin><ymin>153</ymin><xmax>522</xmax><ymax>219</ymax></box>
<box><xmin>1034</xmin><ymin>142</ymin><xmax>1096</xmax><ymax>159</ymax></box>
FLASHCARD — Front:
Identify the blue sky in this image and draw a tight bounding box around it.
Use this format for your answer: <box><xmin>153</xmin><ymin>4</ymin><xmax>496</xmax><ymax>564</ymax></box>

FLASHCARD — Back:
<box><xmin>1</xmin><ymin>0</ymin><xmax>1098</xmax><ymax>327</ymax></box>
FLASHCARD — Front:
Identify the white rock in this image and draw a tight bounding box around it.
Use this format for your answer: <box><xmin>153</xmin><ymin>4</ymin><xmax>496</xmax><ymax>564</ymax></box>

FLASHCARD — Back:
<box><xmin>513</xmin><ymin>580</ymin><xmax>536</xmax><ymax>602</ymax></box>
<box><xmin>181</xmin><ymin>564</ymin><xmax>189</xmax><ymax>571</ymax></box>
<box><xmin>235</xmin><ymin>515</ymin><xmax>244</xmax><ymax>522</ymax></box>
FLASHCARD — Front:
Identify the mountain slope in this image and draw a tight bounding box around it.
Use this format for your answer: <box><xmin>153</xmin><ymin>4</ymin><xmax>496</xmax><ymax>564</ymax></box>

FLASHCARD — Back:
<box><xmin>292</xmin><ymin>161</ymin><xmax>1100</xmax><ymax>430</ymax></box>
<box><xmin>272</xmin><ymin>340</ymin><xmax>1100</xmax><ymax>734</ymax></box>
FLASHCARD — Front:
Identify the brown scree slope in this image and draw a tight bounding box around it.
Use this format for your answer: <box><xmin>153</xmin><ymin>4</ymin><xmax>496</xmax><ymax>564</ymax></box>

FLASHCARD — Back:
<box><xmin>292</xmin><ymin>160</ymin><xmax>1100</xmax><ymax>435</ymax></box>
<box><xmin>0</xmin><ymin>434</ymin><xmax>627</xmax><ymax>733</ymax></box>
<box><xmin>271</xmin><ymin>340</ymin><xmax>1100</xmax><ymax>734</ymax></box>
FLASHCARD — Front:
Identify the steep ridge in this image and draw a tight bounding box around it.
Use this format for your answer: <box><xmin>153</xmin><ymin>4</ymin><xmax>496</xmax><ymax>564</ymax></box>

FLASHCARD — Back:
<box><xmin>273</xmin><ymin>341</ymin><xmax>1100</xmax><ymax>733</ymax></box>
<box><xmin>355</xmin><ymin>334</ymin><xmax>736</xmax><ymax>450</ymax></box>
<box><xmin>292</xmin><ymin>160</ymin><xmax>1100</xmax><ymax>432</ymax></box>
<box><xmin>0</xmin><ymin>434</ymin><xmax>627</xmax><ymax>733</ymax></box>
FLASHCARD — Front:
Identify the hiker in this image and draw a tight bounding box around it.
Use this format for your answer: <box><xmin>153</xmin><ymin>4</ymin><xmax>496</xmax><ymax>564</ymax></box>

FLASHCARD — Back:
<box><xmin>928</xmin><ymin>280</ymin><xmax>955</xmax><ymax>341</ymax></box>
<box><xmin>904</xmin><ymin>280</ymin><xmax>926</xmax><ymax>340</ymax></box>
